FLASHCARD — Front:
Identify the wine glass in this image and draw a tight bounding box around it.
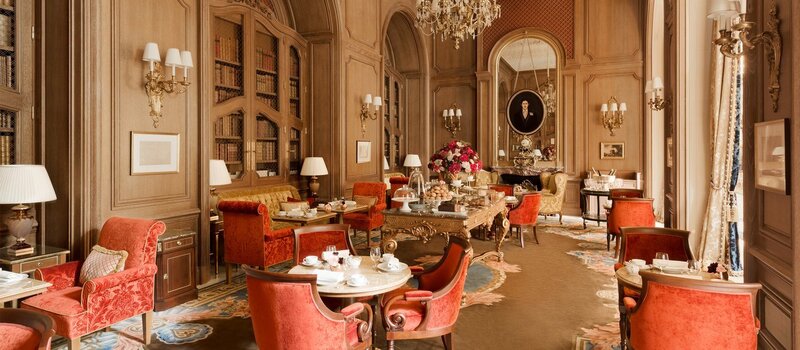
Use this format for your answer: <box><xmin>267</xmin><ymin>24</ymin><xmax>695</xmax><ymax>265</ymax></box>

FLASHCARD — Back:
<box><xmin>688</xmin><ymin>259</ymin><xmax>702</xmax><ymax>274</ymax></box>
<box><xmin>370</xmin><ymin>246</ymin><xmax>382</xmax><ymax>270</ymax></box>
<box><xmin>654</xmin><ymin>252</ymin><xmax>669</xmax><ymax>271</ymax></box>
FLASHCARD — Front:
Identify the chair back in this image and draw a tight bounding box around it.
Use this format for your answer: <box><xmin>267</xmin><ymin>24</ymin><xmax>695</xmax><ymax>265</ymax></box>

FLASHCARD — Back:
<box><xmin>418</xmin><ymin>237</ymin><xmax>473</xmax><ymax>294</ymax></box>
<box><xmin>629</xmin><ymin>271</ymin><xmax>761</xmax><ymax>350</ymax></box>
<box><xmin>610</xmin><ymin>188</ymin><xmax>644</xmax><ymax>199</ymax></box>
<box><xmin>474</xmin><ymin>169</ymin><xmax>496</xmax><ymax>187</ymax></box>
<box><xmin>420</xmin><ymin>237</ymin><xmax>473</xmax><ymax>330</ymax></box>
<box><xmin>0</xmin><ymin>309</ymin><xmax>55</xmax><ymax>350</ymax></box>
<box><xmin>293</xmin><ymin>224</ymin><xmax>355</xmax><ymax>264</ymax></box>
<box><xmin>619</xmin><ymin>227</ymin><xmax>692</xmax><ymax>264</ymax></box>
<box><xmin>489</xmin><ymin>184</ymin><xmax>513</xmax><ymax>196</ymax></box>
<box><xmin>389</xmin><ymin>177</ymin><xmax>409</xmax><ymax>209</ymax></box>
<box><xmin>548</xmin><ymin>173</ymin><xmax>568</xmax><ymax>197</ymax></box>
<box><xmin>353</xmin><ymin>182</ymin><xmax>387</xmax><ymax>214</ymax></box>
<box><xmin>244</xmin><ymin>267</ymin><xmax>352</xmax><ymax>350</ymax></box>
<box><xmin>96</xmin><ymin>217</ymin><xmax>166</xmax><ymax>270</ymax></box>
<box><xmin>219</xmin><ymin>201</ymin><xmax>271</xmax><ymax>267</ymax></box>
<box><xmin>508</xmin><ymin>193</ymin><xmax>542</xmax><ymax>225</ymax></box>
<box><xmin>607</xmin><ymin>198</ymin><xmax>655</xmax><ymax>235</ymax></box>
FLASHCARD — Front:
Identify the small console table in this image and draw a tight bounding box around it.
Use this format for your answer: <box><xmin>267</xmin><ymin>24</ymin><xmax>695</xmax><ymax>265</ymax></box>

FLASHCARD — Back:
<box><xmin>0</xmin><ymin>245</ymin><xmax>70</xmax><ymax>274</ymax></box>
<box><xmin>155</xmin><ymin>229</ymin><xmax>198</xmax><ymax>311</ymax></box>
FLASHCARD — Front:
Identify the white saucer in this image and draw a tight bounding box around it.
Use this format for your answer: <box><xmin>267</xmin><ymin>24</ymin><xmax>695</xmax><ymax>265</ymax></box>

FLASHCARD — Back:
<box><xmin>377</xmin><ymin>261</ymin><xmax>408</xmax><ymax>272</ymax></box>
<box><xmin>316</xmin><ymin>279</ymin><xmax>340</xmax><ymax>286</ymax></box>
<box><xmin>301</xmin><ymin>261</ymin><xmax>321</xmax><ymax>267</ymax></box>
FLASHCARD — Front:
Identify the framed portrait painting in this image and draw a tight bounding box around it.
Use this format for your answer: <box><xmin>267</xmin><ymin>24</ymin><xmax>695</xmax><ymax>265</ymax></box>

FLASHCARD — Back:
<box><xmin>754</xmin><ymin>119</ymin><xmax>790</xmax><ymax>194</ymax></box>
<box><xmin>356</xmin><ymin>140</ymin><xmax>371</xmax><ymax>164</ymax></box>
<box><xmin>131</xmin><ymin>132</ymin><xmax>180</xmax><ymax>175</ymax></box>
<box><xmin>506</xmin><ymin>89</ymin><xmax>546</xmax><ymax>135</ymax></box>
<box><xmin>600</xmin><ymin>142</ymin><xmax>624</xmax><ymax>160</ymax></box>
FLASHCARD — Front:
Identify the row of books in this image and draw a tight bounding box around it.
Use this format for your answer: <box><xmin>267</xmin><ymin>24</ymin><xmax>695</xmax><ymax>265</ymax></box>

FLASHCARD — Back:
<box><xmin>0</xmin><ymin>14</ymin><xmax>13</xmax><ymax>47</ymax></box>
<box><xmin>255</xmin><ymin>74</ymin><xmax>277</xmax><ymax>95</ymax></box>
<box><xmin>254</xmin><ymin>141</ymin><xmax>277</xmax><ymax>162</ymax></box>
<box><xmin>0</xmin><ymin>134</ymin><xmax>14</xmax><ymax>164</ymax></box>
<box><xmin>214</xmin><ymin>35</ymin><xmax>241</xmax><ymax>63</ymax></box>
<box><xmin>214</xmin><ymin>114</ymin><xmax>243</xmax><ymax>137</ymax></box>
<box><xmin>256</xmin><ymin>120</ymin><xmax>277</xmax><ymax>138</ymax></box>
<box><xmin>257</xmin><ymin>95</ymin><xmax>278</xmax><ymax>109</ymax></box>
<box><xmin>215</xmin><ymin>89</ymin><xmax>241</xmax><ymax>103</ymax></box>
<box><xmin>290</xmin><ymin>58</ymin><xmax>300</xmax><ymax>77</ymax></box>
<box><xmin>214</xmin><ymin>142</ymin><xmax>241</xmax><ymax>163</ymax></box>
<box><xmin>214</xmin><ymin>63</ymin><xmax>242</xmax><ymax>87</ymax></box>
<box><xmin>0</xmin><ymin>0</ymin><xmax>15</xmax><ymax>7</ymax></box>
<box><xmin>289</xmin><ymin>80</ymin><xmax>299</xmax><ymax>99</ymax></box>
<box><xmin>289</xmin><ymin>103</ymin><xmax>299</xmax><ymax>118</ymax></box>
<box><xmin>0</xmin><ymin>55</ymin><xmax>12</xmax><ymax>88</ymax></box>
<box><xmin>255</xmin><ymin>48</ymin><xmax>277</xmax><ymax>71</ymax></box>
<box><xmin>0</xmin><ymin>109</ymin><xmax>13</xmax><ymax>128</ymax></box>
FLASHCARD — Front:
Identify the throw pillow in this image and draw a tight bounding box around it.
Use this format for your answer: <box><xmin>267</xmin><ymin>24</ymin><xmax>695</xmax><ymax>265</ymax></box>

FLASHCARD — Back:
<box><xmin>353</xmin><ymin>195</ymin><xmax>378</xmax><ymax>209</ymax></box>
<box><xmin>280</xmin><ymin>201</ymin><xmax>309</xmax><ymax>212</ymax></box>
<box><xmin>79</xmin><ymin>245</ymin><xmax>128</xmax><ymax>284</ymax></box>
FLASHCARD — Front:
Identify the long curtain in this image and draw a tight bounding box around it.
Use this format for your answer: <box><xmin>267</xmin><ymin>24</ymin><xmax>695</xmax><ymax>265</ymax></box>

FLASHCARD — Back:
<box><xmin>698</xmin><ymin>20</ymin><xmax>742</xmax><ymax>271</ymax></box>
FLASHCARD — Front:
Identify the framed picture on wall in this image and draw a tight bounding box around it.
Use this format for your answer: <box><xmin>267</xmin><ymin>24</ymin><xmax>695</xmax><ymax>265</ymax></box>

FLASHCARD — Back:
<box><xmin>131</xmin><ymin>132</ymin><xmax>180</xmax><ymax>175</ymax></box>
<box><xmin>506</xmin><ymin>89</ymin><xmax>546</xmax><ymax>135</ymax></box>
<box><xmin>754</xmin><ymin>119</ymin><xmax>790</xmax><ymax>195</ymax></box>
<box><xmin>600</xmin><ymin>142</ymin><xmax>624</xmax><ymax>160</ymax></box>
<box><xmin>356</xmin><ymin>140</ymin><xmax>371</xmax><ymax>164</ymax></box>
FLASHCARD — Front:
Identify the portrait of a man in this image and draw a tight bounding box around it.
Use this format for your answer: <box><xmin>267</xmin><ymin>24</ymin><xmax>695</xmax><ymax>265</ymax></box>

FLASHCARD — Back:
<box><xmin>506</xmin><ymin>89</ymin><xmax>546</xmax><ymax>135</ymax></box>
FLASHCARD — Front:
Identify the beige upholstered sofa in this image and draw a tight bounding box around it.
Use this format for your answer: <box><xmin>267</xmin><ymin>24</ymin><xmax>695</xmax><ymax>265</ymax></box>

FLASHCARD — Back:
<box><xmin>539</xmin><ymin>172</ymin><xmax>568</xmax><ymax>223</ymax></box>
<box><xmin>217</xmin><ymin>185</ymin><xmax>303</xmax><ymax>230</ymax></box>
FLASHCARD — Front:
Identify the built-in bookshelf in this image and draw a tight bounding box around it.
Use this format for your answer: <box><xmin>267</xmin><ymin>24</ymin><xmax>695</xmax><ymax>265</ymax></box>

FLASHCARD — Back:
<box><xmin>213</xmin><ymin>16</ymin><xmax>244</xmax><ymax>104</ymax></box>
<box><xmin>0</xmin><ymin>0</ymin><xmax>16</xmax><ymax>90</ymax></box>
<box><xmin>255</xmin><ymin>27</ymin><xmax>279</xmax><ymax>110</ymax></box>
<box><xmin>0</xmin><ymin>109</ymin><xmax>15</xmax><ymax>164</ymax></box>
<box><xmin>289</xmin><ymin>128</ymin><xmax>301</xmax><ymax>175</ymax></box>
<box><xmin>394</xmin><ymin>81</ymin><xmax>400</xmax><ymax>128</ymax></box>
<box><xmin>214</xmin><ymin>112</ymin><xmax>244</xmax><ymax>178</ymax></box>
<box><xmin>383</xmin><ymin>75</ymin><xmax>390</xmax><ymax>122</ymax></box>
<box><xmin>255</xmin><ymin>115</ymin><xmax>279</xmax><ymax>177</ymax></box>
<box><xmin>289</xmin><ymin>47</ymin><xmax>300</xmax><ymax>119</ymax></box>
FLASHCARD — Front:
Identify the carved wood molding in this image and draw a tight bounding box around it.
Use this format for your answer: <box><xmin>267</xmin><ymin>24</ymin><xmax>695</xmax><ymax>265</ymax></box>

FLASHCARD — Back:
<box><xmin>752</xmin><ymin>3</ymin><xmax>781</xmax><ymax>112</ymax></box>
<box><xmin>228</xmin><ymin>0</ymin><xmax>275</xmax><ymax>19</ymax></box>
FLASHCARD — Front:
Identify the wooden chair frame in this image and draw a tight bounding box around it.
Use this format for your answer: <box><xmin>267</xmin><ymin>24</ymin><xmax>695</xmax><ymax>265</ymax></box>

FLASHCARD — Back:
<box><xmin>0</xmin><ymin>308</ymin><xmax>56</xmax><ymax>350</ymax></box>
<box><xmin>293</xmin><ymin>224</ymin><xmax>357</xmax><ymax>265</ymax></box>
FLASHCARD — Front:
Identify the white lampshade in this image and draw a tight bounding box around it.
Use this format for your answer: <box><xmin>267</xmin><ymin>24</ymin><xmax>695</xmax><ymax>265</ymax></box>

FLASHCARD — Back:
<box><xmin>498</xmin><ymin>149</ymin><xmax>506</xmax><ymax>157</ymax></box>
<box><xmin>164</xmin><ymin>48</ymin><xmax>182</xmax><ymax>67</ymax></box>
<box><xmin>532</xmin><ymin>149</ymin><xmax>543</xmax><ymax>157</ymax></box>
<box><xmin>209</xmin><ymin>160</ymin><xmax>232</xmax><ymax>186</ymax></box>
<box><xmin>383</xmin><ymin>156</ymin><xmax>390</xmax><ymax>170</ymax></box>
<box><xmin>707</xmin><ymin>0</ymin><xmax>737</xmax><ymax>19</ymax></box>
<box><xmin>645</xmin><ymin>80</ymin><xmax>653</xmax><ymax>93</ymax></box>
<box><xmin>142</xmin><ymin>42</ymin><xmax>161</xmax><ymax>62</ymax></box>
<box><xmin>373</xmin><ymin>96</ymin><xmax>383</xmax><ymax>107</ymax></box>
<box><xmin>610</xmin><ymin>103</ymin><xmax>618</xmax><ymax>112</ymax></box>
<box><xmin>619</xmin><ymin>102</ymin><xmax>627</xmax><ymax>112</ymax></box>
<box><xmin>364</xmin><ymin>94</ymin><xmax>373</xmax><ymax>104</ymax></box>
<box><xmin>403</xmin><ymin>154</ymin><xmax>422</xmax><ymax>168</ymax></box>
<box><xmin>300</xmin><ymin>157</ymin><xmax>329</xmax><ymax>176</ymax></box>
<box><xmin>0</xmin><ymin>165</ymin><xmax>57</xmax><ymax>204</ymax></box>
<box><xmin>180</xmin><ymin>50</ymin><xmax>194</xmax><ymax>68</ymax></box>
<box><xmin>653</xmin><ymin>77</ymin><xmax>664</xmax><ymax>90</ymax></box>
<box><xmin>600</xmin><ymin>103</ymin><xmax>608</xmax><ymax>112</ymax></box>
<box><xmin>772</xmin><ymin>146</ymin><xmax>785</xmax><ymax>156</ymax></box>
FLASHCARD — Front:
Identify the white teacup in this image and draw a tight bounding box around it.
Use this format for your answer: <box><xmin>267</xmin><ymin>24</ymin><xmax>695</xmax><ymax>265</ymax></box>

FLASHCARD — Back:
<box><xmin>630</xmin><ymin>259</ymin><xmax>647</xmax><ymax>267</ymax></box>
<box><xmin>348</xmin><ymin>273</ymin><xmax>367</xmax><ymax>285</ymax></box>
<box><xmin>381</xmin><ymin>253</ymin><xmax>394</xmax><ymax>262</ymax></box>
<box><xmin>625</xmin><ymin>263</ymin><xmax>640</xmax><ymax>275</ymax></box>
<box><xmin>303</xmin><ymin>255</ymin><xmax>319</xmax><ymax>265</ymax></box>
<box><xmin>386</xmin><ymin>257</ymin><xmax>401</xmax><ymax>270</ymax></box>
<box><xmin>346</xmin><ymin>256</ymin><xmax>362</xmax><ymax>268</ymax></box>
<box><xmin>309</xmin><ymin>208</ymin><xmax>318</xmax><ymax>215</ymax></box>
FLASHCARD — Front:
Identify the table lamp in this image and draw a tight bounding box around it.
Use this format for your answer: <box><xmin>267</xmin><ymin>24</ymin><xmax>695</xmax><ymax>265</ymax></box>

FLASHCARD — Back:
<box><xmin>0</xmin><ymin>165</ymin><xmax>57</xmax><ymax>256</ymax></box>
<box><xmin>301</xmin><ymin>157</ymin><xmax>328</xmax><ymax>197</ymax></box>
<box><xmin>209</xmin><ymin>159</ymin><xmax>232</xmax><ymax>214</ymax></box>
<box><xmin>403</xmin><ymin>154</ymin><xmax>425</xmax><ymax>198</ymax></box>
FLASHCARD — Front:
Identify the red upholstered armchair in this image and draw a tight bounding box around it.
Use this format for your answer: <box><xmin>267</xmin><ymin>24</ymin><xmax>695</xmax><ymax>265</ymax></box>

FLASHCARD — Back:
<box><xmin>293</xmin><ymin>224</ymin><xmax>356</xmax><ymax>265</ymax></box>
<box><xmin>381</xmin><ymin>237</ymin><xmax>472</xmax><ymax>350</ymax></box>
<box><xmin>489</xmin><ymin>184</ymin><xmax>513</xmax><ymax>196</ymax></box>
<box><xmin>508</xmin><ymin>193</ymin><xmax>542</xmax><ymax>247</ymax></box>
<box><xmin>343</xmin><ymin>182</ymin><xmax>387</xmax><ymax>243</ymax></box>
<box><xmin>624</xmin><ymin>271</ymin><xmax>761</xmax><ymax>350</ymax></box>
<box><xmin>0</xmin><ymin>308</ymin><xmax>55</xmax><ymax>350</ymax></box>
<box><xmin>218</xmin><ymin>201</ymin><xmax>295</xmax><ymax>283</ymax></box>
<box><xmin>606</xmin><ymin>198</ymin><xmax>655</xmax><ymax>257</ymax></box>
<box><xmin>243</xmin><ymin>266</ymin><xmax>373</xmax><ymax>350</ymax></box>
<box><xmin>22</xmin><ymin>217</ymin><xmax>165</xmax><ymax>350</ymax></box>
<box><xmin>609</xmin><ymin>188</ymin><xmax>644</xmax><ymax>198</ymax></box>
<box><xmin>389</xmin><ymin>176</ymin><xmax>409</xmax><ymax>209</ymax></box>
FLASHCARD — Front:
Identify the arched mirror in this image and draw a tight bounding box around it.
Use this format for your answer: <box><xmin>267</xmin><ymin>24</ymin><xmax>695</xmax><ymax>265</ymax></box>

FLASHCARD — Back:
<box><xmin>494</xmin><ymin>33</ymin><xmax>561</xmax><ymax>168</ymax></box>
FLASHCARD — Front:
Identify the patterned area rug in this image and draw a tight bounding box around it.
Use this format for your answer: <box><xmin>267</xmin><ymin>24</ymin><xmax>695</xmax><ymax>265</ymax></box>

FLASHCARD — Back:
<box><xmin>53</xmin><ymin>247</ymin><xmax>518</xmax><ymax>349</ymax></box>
<box><xmin>537</xmin><ymin>218</ymin><xmax>622</xmax><ymax>350</ymax></box>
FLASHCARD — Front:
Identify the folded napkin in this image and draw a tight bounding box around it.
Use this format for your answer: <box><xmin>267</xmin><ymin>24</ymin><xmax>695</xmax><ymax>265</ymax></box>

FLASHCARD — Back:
<box><xmin>312</xmin><ymin>270</ymin><xmax>344</xmax><ymax>284</ymax></box>
<box><xmin>0</xmin><ymin>270</ymin><xmax>27</xmax><ymax>282</ymax></box>
<box><xmin>321</xmin><ymin>250</ymin><xmax>350</xmax><ymax>261</ymax></box>
<box><xmin>652</xmin><ymin>259</ymin><xmax>688</xmax><ymax>268</ymax></box>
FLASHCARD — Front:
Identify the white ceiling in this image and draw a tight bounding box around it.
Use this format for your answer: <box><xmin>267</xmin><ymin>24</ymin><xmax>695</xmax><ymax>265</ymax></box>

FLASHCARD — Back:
<box><xmin>499</xmin><ymin>38</ymin><xmax>557</xmax><ymax>72</ymax></box>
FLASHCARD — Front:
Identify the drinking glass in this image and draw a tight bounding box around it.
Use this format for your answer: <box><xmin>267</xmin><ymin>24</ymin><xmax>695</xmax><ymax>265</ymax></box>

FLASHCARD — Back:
<box><xmin>688</xmin><ymin>260</ymin><xmax>702</xmax><ymax>274</ymax></box>
<box><xmin>370</xmin><ymin>246</ymin><xmax>381</xmax><ymax>269</ymax></box>
<box><xmin>654</xmin><ymin>252</ymin><xmax>669</xmax><ymax>261</ymax></box>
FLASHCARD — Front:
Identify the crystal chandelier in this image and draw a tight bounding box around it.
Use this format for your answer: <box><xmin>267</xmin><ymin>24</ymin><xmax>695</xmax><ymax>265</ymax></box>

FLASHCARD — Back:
<box><xmin>416</xmin><ymin>0</ymin><xmax>501</xmax><ymax>49</ymax></box>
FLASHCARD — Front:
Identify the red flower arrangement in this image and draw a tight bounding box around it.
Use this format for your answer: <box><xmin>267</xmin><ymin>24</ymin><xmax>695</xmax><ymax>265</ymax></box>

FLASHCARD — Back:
<box><xmin>427</xmin><ymin>140</ymin><xmax>483</xmax><ymax>176</ymax></box>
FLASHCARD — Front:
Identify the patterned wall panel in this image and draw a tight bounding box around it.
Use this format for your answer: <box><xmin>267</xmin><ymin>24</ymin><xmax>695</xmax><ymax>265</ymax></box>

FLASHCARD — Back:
<box><xmin>481</xmin><ymin>0</ymin><xmax>575</xmax><ymax>65</ymax></box>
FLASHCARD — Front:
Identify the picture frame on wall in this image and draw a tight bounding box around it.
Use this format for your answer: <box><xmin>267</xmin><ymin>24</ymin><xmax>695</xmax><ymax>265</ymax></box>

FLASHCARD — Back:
<box><xmin>600</xmin><ymin>142</ymin><xmax>624</xmax><ymax>160</ymax></box>
<box><xmin>356</xmin><ymin>140</ymin><xmax>371</xmax><ymax>164</ymax></box>
<box><xmin>131</xmin><ymin>132</ymin><xmax>180</xmax><ymax>175</ymax></box>
<box><xmin>754</xmin><ymin>119</ymin><xmax>790</xmax><ymax>195</ymax></box>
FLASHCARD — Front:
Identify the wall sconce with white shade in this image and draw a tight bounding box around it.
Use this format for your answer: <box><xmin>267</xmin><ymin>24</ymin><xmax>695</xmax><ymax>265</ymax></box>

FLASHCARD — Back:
<box><xmin>645</xmin><ymin>77</ymin><xmax>669</xmax><ymax>111</ymax></box>
<box><xmin>209</xmin><ymin>159</ymin><xmax>232</xmax><ymax>215</ymax></box>
<box><xmin>600</xmin><ymin>96</ymin><xmax>626</xmax><ymax>136</ymax></box>
<box><xmin>442</xmin><ymin>103</ymin><xmax>462</xmax><ymax>137</ymax></box>
<box><xmin>383</xmin><ymin>156</ymin><xmax>390</xmax><ymax>171</ymax></box>
<box><xmin>498</xmin><ymin>149</ymin><xmax>506</xmax><ymax>159</ymax></box>
<box><xmin>0</xmin><ymin>165</ymin><xmax>57</xmax><ymax>256</ymax></box>
<box><xmin>300</xmin><ymin>157</ymin><xmax>329</xmax><ymax>198</ymax></box>
<box><xmin>142</xmin><ymin>42</ymin><xmax>193</xmax><ymax>128</ymax></box>
<box><xmin>360</xmin><ymin>94</ymin><xmax>383</xmax><ymax>137</ymax></box>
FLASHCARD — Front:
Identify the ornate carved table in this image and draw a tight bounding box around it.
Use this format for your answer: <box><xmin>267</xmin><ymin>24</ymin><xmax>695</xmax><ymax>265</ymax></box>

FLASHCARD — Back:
<box><xmin>380</xmin><ymin>197</ymin><xmax>510</xmax><ymax>263</ymax></box>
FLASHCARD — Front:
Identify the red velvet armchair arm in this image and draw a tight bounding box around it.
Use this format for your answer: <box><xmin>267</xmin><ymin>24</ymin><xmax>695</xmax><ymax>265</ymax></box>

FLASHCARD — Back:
<box><xmin>623</xmin><ymin>296</ymin><xmax>638</xmax><ymax>312</ymax></box>
<box><xmin>81</xmin><ymin>264</ymin><xmax>158</xmax><ymax>310</ymax></box>
<box><xmin>409</xmin><ymin>265</ymin><xmax>425</xmax><ymax>276</ymax></box>
<box><xmin>34</xmin><ymin>261</ymin><xmax>82</xmax><ymax>292</ymax></box>
<box><xmin>340</xmin><ymin>302</ymin><xmax>373</xmax><ymax>344</ymax></box>
<box><xmin>369</xmin><ymin>202</ymin><xmax>387</xmax><ymax>217</ymax></box>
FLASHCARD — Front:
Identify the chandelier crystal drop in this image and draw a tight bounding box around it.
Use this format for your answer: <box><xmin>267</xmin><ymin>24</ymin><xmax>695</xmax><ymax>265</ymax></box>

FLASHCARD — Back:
<box><xmin>415</xmin><ymin>0</ymin><xmax>501</xmax><ymax>50</ymax></box>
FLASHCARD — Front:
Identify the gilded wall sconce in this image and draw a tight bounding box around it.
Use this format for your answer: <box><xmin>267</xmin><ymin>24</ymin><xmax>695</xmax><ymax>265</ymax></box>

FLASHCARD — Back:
<box><xmin>360</xmin><ymin>94</ymin><xmax>382</xmax><ymax>137</ymax></box>
<box><xmin>645</xmin><ymin>77</ymin><xmax>670</xmax><ymax>111</ymax></box>
<box><xmin>142</xmin><ymin>42</ymin><xmax>193</xmax><ymax>128</ymax></box>
<box><xmin>442</xmin><ymin>103</ymin><xmax>462</xmax><ymax>137</ymax></box>
<box><xmin>600</xmin><ymin>96</ymin><xmax>626</xmax><ymax>136</ymax></box>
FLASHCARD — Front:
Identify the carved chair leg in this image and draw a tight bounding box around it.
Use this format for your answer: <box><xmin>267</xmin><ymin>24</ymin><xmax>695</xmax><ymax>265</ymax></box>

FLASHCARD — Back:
<box><xmin>442</xmin><ymin>333</ymin><xmax>453</xmax><ymax>350</ymax></box>
<box><xmin>143</xmin><ymin>310</ymin><xmax>153</xmax><ymax>344</ymax></box>
<box><xmin>533</xmin><ymin>225</ymin><xmax>539</xmax><ymax>244</ymax></box>
<box><xmin>519</xmin><ymin>226</ymin><xmax>524</xmax><ymax>248</ymax></box>
<box><xmin>387</xmin><ymin>339</ymin><xmax>395</xmax><ymax>350</ymax></box>
<box><xmin>558</xmin><ymin>213</ymin><xmax>563</xmax><ymax>224</ymax></box>
<box><xmin>68</xmin><ymin>337</ymin><xmax>81</xmax><ymax>350</ymax></box>
<box><xmin>606</xmin><ymin>234</ymin><xmax>611</xmax><ymax>251</ymax></box>
<box><xmin>226</xmin><ymin>263</ymin><xmax>233</xmax><ymax>284</ymax></box>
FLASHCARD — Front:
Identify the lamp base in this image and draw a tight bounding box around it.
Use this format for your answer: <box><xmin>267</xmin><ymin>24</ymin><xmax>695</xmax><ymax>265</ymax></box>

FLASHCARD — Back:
<box><xmin>308</xmin><ymin>176</ymin><xmax>320</xmax><ymax>198</ymax></box>
<box><xmin>5</xmin><ymin>204</ymin><xmax>35</xmax><ymax>256</ymax></box>
<box><xmin>8</xmin><ymin>239</ymin><xmax>34</xmax><ymax>256</ymax></box>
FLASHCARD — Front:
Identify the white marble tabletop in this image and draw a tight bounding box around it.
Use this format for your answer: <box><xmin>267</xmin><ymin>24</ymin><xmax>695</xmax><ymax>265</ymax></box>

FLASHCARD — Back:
<box><xmin>288</xmin><ymin>258</ymin><xmax>412</xmax><ymax>298</ymax></box>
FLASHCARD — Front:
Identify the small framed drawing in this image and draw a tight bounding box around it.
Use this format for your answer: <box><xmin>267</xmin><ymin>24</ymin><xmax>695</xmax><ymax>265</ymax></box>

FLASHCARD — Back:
<box><xmin>600</xmin><ymin>142</ymin><xmax>624</xmax><ymax>160</ymax></box>
<box><xmin>754</xmin><ymin>119</ymin><xmax>790</xmax><ymax>194</ymax></box>
<box><xmin>356</xmin><ymin>140</ymin><xmax>371</xmax><ymax>164</ymax></box>
<box><xmin>131</xmin><ymin>132</ymin><xmax>180</xmax><ymax>175</ymax></box>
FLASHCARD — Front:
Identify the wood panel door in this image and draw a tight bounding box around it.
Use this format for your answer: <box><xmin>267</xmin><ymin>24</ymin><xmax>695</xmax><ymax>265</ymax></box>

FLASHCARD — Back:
<box><xmin>662</xmin><ymin>0</ymin><xmax>677</xmax><ymax>228</ymax></box>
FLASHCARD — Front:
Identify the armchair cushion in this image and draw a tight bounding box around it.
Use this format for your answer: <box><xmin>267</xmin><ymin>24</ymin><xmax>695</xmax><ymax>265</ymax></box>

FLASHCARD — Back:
<box><xmin>35</xmin><ymin>261</ymin><xmax>82</xmax><ymax>292</ymax></box>
<box><xmin>0</xmin><ymin>323</ymin><xmax>41</xmax><ymax>350</ymax></box>
<box><xmin>22</xmin><ymin>287</ymin><xmax>85</xmax><ymax>338</ymax></box>
<box><xmin>384</xmin><ymin>300</ymin><xmax>425</xmax><ymax>331</ymax></box>
<box><xmin>353</xmin><ymin>195</ymin><xmax>378</xmax><ymax>209</ymax></box>
<box><xmin>79</xmin><ymin>245</ymin><xmax>128</xmax><ymax>284</ymax></box>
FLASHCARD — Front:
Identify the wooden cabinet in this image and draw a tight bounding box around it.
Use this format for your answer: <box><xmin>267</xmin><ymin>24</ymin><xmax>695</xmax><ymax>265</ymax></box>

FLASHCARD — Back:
<box><xmin>210</xmin><ymin>5</ymin><xmax>308</xmax><ymax>189</ymax></box>
<box><xmin>0</xmin><ymin>0</ymin><xmax>34</xmax><ymax>165</ymax></box>
<box><xmin>155</xmin><ymin>230</ymin><xmax>197</xmax><ymax>311</ymax></box>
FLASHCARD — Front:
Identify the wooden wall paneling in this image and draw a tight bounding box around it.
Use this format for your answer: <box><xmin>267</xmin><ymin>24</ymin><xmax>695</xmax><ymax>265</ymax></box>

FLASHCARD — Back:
<box><xmin>583</xmin><ymin>0</ymin><xmax>643</xmax><ymax>64</ymax></box>
<box><xmin>308</xmin><ymin>37</ymin><xmax>338</xmax><ymax>200</ymax></box>
<box><xmin>431</xmin><ymin>81</ymin><xmax>477</xmax><ymax>148</ymax></box>
<box><xmin>344</xmin><ymin>0</ymin><xmax>379</xmax><ymax>50</ymax></box>
<box><xmin>433</xmin><ymin>35</ymin><xmax>476</xmax><ymax>75</ymax></box>
<box><xmin>343</xmin><ymin>53</ymin><xmax>381</xmax><ymax>184</ymax></box>
<box><xmin>562</xmin><ymin>70</ymin><xmax>579</xmax><ymax>176</ymax></box>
